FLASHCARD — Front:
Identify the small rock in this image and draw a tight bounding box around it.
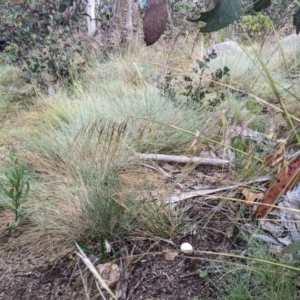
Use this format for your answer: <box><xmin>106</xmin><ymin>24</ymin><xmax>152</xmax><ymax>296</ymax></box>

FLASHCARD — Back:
<box><xmin>207</xmin><ymin>41</ymin><xmax>242</xmax><ymax>55</ymax></box>
<box><xmin>279</xmin><ymin>34</ymin><xmax>300</xmax><ymax>50</ymax></box>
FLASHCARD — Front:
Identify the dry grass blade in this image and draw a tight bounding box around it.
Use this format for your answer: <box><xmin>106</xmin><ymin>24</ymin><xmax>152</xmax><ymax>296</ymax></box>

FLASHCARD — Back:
<box><xmin>75</xmin><ymin>242</ymin><xmax>118</xmax><ymax>300</ymax></box>
<box><xmin>252</xmin><ymin>47</ymin><xmax>300</xmax><ymax>144</ymax></box>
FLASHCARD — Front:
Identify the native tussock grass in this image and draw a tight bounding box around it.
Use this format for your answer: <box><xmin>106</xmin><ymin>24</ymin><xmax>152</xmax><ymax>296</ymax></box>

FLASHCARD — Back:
<box><xmin>19</xmin><ymin>120</ymin><xmax>187</xmax><ymax>247</ymax></box>
<box><xmin>10</xmin><ymin>77</ymin><xmax>205</xmax><ymax>251</ymax></box>
<box><xmin>40</xmin><ymin>83</ymin><xmax>209</xmax><ymax>154</ymax></box>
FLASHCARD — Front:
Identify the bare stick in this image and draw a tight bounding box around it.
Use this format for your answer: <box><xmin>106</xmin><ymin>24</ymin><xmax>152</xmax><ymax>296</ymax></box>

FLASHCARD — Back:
<box><xmin>167</xmin><ymin>176</ymin><xmax>271</xmax><ymax>204</ymax></box>
<box><xmin>139</xmin><ymin>153</ymin><xmax>229</xmax><ymax>166</ymax></box>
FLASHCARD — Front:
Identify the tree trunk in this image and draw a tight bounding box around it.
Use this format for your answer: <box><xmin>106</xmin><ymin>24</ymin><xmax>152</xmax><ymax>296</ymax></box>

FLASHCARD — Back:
<box><xmin>86</xmin><ymin>0</ymin><xmax>97</xmax><ymax>36</ymax></box>
<box><xmin>111</xmin><ymin>0</ymin><xmax>134</xmax><ymax>49</ymax></box>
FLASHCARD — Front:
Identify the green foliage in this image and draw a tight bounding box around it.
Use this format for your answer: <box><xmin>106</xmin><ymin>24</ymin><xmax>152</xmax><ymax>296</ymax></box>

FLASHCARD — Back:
<box><xmin>0</xmin><ymin>0</ymin><xmax>88</xmax><ymax>90</ymax></box>
<box><xmin>21</xmin><ymin>80</ymin><xmax>208</xmax><ymax>244</ymax></box>
<box><xmin>169</xmin><ymin>0</ymin><xmax>197</xmax><ymax>13</ymax></box>
<box><xmin>223</xmin><ymin>238</ymin><xmax>298</xmax><ymax>300</ymax></box>
<box><xmin>79</xmin><ymin>172</ymin><xmax>138</xmax><ymax>240</ymax></box>
<box><xmin>0</xmin><ymin>151</ymin><xmax>32</xmax><ymax>233</ymax></box>
<box><xmin>95</xmin><ymin>2</ymin><xmax>112</xmax><ymax>30</ymax></box>
<box><xmin>166</xmin><ymin>0</ymin><xmax>202</xmax><ymax>34</ymax></box>
<box><xmin>279</xmin><ymin>241</ymin><xmax>300</xmax><ymax>262</ymax></box>
<box><xmin>0</xmin><ymin>42</ymin><xmax>18</xmax><ymax>64</ymax></box>
<box><xmin>160</xmin><ymin>54</ymin><xmax>230</xmax><ymax>107</ymax></box>
<box><xmin>137</xmin><ymin>200</ymin><xmax>188</xmax><ymax>239</ymax></box>
<box><xmin>199</xmin><ymin>270</ymin><xmax>208</xmax><ymax>278</ymax></box>
<box><xmin>240</xmin><ymin>13</ymin><xmax>273</xmax><ymax>41</ymax></box>
<box><xmin>187</xmin><ymin>0</ymin><xmax>243</xmax><ymax>32</ymax></box>
<box><xmin>182</xmin><ymin>0</ymin><xmax>281</xmax><ymax>35</ymax></box>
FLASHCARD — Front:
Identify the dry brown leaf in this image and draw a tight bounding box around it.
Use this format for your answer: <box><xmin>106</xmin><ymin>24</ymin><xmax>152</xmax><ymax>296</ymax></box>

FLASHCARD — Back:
<box><xmin>164</xmin><ymin>251</ymin><xmax>178</xmax><ymax>261</ymax></box>
<box><xmin>242</xmin><ymin>189</ymin><xmax>264</xmax><ymax>204</ymax></box>
<box><xmin>252</xmin><ymin>156</ymin><xmax>300</xmax><ymax>219</ymax></box>
<box><xmin>96</xmin><ymin>263</ymin><xmax>120</xmax><ymax>287</ymax></box>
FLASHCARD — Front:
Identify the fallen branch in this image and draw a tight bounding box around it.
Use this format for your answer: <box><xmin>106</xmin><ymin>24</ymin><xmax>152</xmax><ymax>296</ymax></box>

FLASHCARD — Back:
<box><xmin>167</xmin><ymin>176</ymin><xmax>271</xmax><ymax>203</ymax></box>
<box><xmin>139</xmin><ymin>153</ymin><xmax>229</xmax><ymax>166</ymax></box>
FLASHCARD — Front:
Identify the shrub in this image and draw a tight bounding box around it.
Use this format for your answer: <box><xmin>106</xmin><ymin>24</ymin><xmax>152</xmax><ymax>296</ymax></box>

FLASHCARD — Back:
<box><xmin>0</xmin><ymin>0</ymin><xmax>88</xmax><ymax>91</ymax></box>
<box><xmin>239</xmin><ymin>13</ymin><xmax>273</xmax><ymax>41</ymax></box>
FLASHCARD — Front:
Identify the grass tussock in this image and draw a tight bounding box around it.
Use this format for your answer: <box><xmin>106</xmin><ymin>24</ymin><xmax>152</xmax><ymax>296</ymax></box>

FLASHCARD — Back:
<box><xmin>39</xmin><ymin>83</ymin><xmax>209</xmax><ymax>154</ymax></box>
<box><xmin>1</xmin><ymin>48</ymin><xmax>216</xmax><ymax>252</ymax></box>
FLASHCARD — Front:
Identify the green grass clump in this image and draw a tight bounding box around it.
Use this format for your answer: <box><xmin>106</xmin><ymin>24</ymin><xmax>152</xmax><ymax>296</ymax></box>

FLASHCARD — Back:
<box><xmin>23</xmin><ymin>121</ymin><xmax>137</xmax><ymax>241</ymax></box>
<box><xmin>222</xmin><ymin>237</ymin><xmax>298</xmax><ymax>300</ymax></box>
<box><xmin>40</xmin><ymin>82</ymin><xmax>208</xmax><ymax>154</ymax></box>
<box><xmin>20</xmin><ymin>83</ymin><xmax>200</xmax><ymax>244</ymax></box>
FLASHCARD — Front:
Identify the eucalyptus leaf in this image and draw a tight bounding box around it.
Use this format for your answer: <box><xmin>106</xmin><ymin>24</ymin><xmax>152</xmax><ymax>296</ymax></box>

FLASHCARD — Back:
<box><xmin>187</xmin><ymin>0</ymin><xmax>242</xmax><ymax>33</ymax></box>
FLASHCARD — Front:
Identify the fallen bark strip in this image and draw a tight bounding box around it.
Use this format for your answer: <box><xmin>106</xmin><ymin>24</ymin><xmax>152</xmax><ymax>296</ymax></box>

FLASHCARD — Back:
<box><xmin>139</xmin><ymin>153</ymin><xmax>229</xmax><ymax>166</ymax></box>
<box><xmin>168</xmin><ymin>176</ymin><xmax>271</xmax><ymax>203</ymax></box>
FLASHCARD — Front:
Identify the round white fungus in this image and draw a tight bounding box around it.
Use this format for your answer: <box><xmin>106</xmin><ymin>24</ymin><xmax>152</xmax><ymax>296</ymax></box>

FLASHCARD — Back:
<box><xmin>180</xmin><ymin>242</ymin><xmax>193</xmax><ymax>253</ymax></box>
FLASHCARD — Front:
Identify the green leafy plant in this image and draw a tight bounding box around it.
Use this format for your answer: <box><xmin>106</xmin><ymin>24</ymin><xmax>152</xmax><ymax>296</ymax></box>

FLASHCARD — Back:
<box><xmin>187</xmin><ymin>0</ymin><xmax>243</xmax><ymax>33</ymax></box>
<box><xmin>239</xmin><ymin>13</ymin><xmax>273</xmax><ymax>41</ymax></box>
<box><xmin>0</xmin><ymin>151</ymin><xmax>32</xmax><ymax>232</ymax></box>
<box><xmin>160</xmin><ymin>53</ymin><xmax>230</xmax><ymax>106</ymax></box>
<box><xmin>199</xmin><ymin>270</ymin><xmax>208</xmax><ymax>278</ymax></box>
<box><xmin>77</xmin><ymin>237</ymin><xmax>110</xmax><ymax>263</ymax></box>
<box><xmin>183</xmin><ymin>0</ymin><xmax>276</xmax><ymax>33</ymax></box>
